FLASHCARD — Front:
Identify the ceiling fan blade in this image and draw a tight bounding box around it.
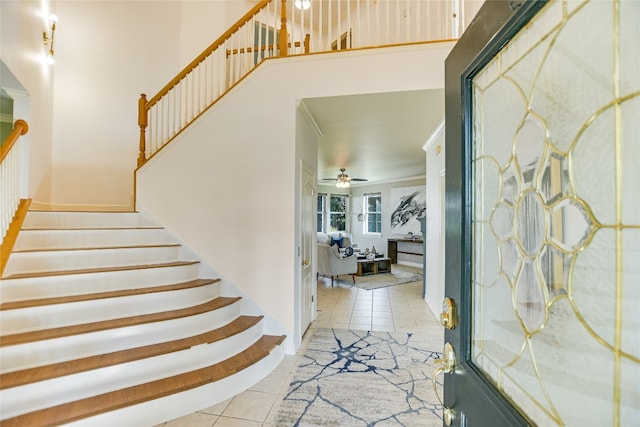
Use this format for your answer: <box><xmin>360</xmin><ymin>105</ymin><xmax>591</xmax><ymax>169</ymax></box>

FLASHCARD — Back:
<box><xmin>322</xmin><ymin>169</ymin><xmax>368</xmax><ymax>183</ymax></box>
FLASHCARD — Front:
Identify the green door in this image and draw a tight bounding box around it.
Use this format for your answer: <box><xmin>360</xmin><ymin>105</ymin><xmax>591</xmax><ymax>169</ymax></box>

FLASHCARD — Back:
<box><xmin>442</xmin><ymin>0</ymin><xmax>639</xmax><ymax>425</ymax></box>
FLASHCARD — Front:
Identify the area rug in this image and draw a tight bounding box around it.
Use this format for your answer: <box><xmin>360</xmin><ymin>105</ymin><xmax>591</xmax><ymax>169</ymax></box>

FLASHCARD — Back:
<box><xmin>272</xmin><ymin>328</ymin><xmax>443</xmax><ymax>426</ymax></box>
<box><xmin>343</xmin><ymin>265</ymin><xmax>423</xmax><ymax>290</ymax></box>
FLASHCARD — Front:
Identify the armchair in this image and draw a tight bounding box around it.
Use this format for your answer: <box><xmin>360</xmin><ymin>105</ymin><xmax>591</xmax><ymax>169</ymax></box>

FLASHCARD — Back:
<box><xmin>317</xmin><ymin>243</ymin><xmax>357</xmax><ymax>287</ymax></box>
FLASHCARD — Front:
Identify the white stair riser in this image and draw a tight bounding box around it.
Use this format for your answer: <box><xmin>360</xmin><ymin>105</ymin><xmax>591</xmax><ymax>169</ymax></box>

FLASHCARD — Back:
<box><xmin>64</xmin><ymin>346</ymin><xmax>285</xmax><ymax>427</ymax></box>
<box><xmin>1</xmin><ymin>324</ymin><xmax>264</xmax><ymax>419</ymax></box>
<box><xmin>13</xmin><ymin>228</ymin><xmax>174</xmax><ymax>251</ymax></box>
<box><xmin>22</xmin><ymin>212</ymin><xmax>158</xmax><ymax>229</ymax></box>
<box><xmin>0</xmin><ymin>210</ymin><xmax>286</xmax><ymax>426</ymax></box>
<box><xmin>0</xmin><ymin>304</ymin><xmax>244</xmax><ymax>374</ymax></box>
<box><xmin>0</xmin><ymin>263</ymin><xmax>201</xmax><ymax>303</ymax></box>
<box><xmin>0</xmin><ymin>287</ymin><xmax>221</xmax><ymax>335</ymax></box>
<box><xmin>4</xmin><ymin>246</ymin><xmax>181</xmax><ymax>276</ymax></box>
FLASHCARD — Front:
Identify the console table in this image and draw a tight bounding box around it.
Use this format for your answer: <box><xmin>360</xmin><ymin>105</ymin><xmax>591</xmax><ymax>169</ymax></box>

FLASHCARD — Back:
<box><xmin>387</xmin><ymin>238</ymin><xmax>424</xmax><ymax>266</ymax></box>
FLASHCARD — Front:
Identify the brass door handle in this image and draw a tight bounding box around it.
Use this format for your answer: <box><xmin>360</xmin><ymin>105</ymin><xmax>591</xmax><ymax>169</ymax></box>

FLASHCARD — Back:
<box><xmin>433</xmin><ymin>343</ymin><xmax>457</xmax><ymax>426</ymax></box>
<box><xmin>302</xmin><ymin>260</ymin><xmax>310</xmax><ymax>266</ymax></box>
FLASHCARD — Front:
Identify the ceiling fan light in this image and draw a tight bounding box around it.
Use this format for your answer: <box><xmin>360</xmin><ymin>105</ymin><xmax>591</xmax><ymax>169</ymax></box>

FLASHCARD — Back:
<box><xmin>323</xmin><ymin>168</ymin><xmax>363</xmax><ymax>187</ymax></box>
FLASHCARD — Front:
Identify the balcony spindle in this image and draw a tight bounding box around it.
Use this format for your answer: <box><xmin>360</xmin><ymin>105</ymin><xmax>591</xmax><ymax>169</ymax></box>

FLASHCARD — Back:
<box><xmin>135</xmin><ymin>0</ymin><xmax>465</xmax><ymax>168</ymax></box>
<box><xmin>279</xmin><ymin>0</ymin><xmax>288</xmax><ymax>56</ymax></box>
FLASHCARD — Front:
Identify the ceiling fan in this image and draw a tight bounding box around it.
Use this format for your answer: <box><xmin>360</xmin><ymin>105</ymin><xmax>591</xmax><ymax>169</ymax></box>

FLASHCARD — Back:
<box><xmin>322</xmin><ymin>168</ymin><xmax>368</xmax><ymax>188</ymax></box>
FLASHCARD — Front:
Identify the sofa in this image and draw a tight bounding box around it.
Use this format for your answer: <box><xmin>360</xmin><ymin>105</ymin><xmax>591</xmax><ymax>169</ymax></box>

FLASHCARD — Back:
<box><xmin>317</xmin><ymin>232</ymin><xmax>352</xmax><ymax>249</ymax></box>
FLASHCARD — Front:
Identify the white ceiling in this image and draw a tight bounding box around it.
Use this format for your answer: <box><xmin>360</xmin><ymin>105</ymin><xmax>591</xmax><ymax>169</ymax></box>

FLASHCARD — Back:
<box><xmin>300</xmin><ymin>89</ymin><xmax>444</xmax><ymax>186</ymax></box>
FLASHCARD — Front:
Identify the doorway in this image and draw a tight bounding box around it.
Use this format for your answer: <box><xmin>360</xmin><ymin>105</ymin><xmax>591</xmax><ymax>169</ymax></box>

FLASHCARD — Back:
<box><xmin>300</xmin><ymin>161</ymin><xmax>315</xmax><ymax>335</ymax></box>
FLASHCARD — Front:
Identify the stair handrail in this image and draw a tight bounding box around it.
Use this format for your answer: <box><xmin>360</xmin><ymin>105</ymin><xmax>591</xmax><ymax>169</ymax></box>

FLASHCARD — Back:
<box><xmin>146</xmin><ymin>0</ymin><xmax>275</xmax><ymax>110</ymax></box>
<box><xmin>0</xmin><ymin>119</ymin><xmax>29</xmax><ymax>163</ymax></box>
<box><xmin>137</xmin><ymin>0</ymin><xmax>465</xmax><ymax>168</ymax></box>
<box><xmin>1</xmin><ymin>119</ymin><xmax>31</xmax><ymax>276</ymax></box>
<box><xmin>138</xmin><ymin>0</ymin><xmax>283</xmax><ymax>167</ymax></box>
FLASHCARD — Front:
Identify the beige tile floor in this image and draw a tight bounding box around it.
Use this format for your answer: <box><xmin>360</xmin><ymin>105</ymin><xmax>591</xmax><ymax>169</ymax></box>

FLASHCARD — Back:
<box><xmin>158</xmin><ymin>270</ymin><xmax>443</xmax><ymax>427</ymax></box>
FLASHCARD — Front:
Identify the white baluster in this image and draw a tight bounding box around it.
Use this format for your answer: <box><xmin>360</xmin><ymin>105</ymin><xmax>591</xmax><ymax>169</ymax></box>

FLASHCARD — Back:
<box><xmin>356</xmin><ymin>0</ymin><xmax>361</xmax><ymax>48</ymax></box>
<box><xmin>308</xmin><ymin>0</ymin><xmax>313</xmax><ymax>52</ymax></box>
<box><xmin>337</xmin><ymin>0</ymin><xmax>341</xmax><ymax>50</ymax></box>
<box><xmin>191</xmin><ymin>70</ymin><xmax>196</xmax><ymax>121</ymax></box>
<box><xmin>346</xmin><ymin>0</ymin><xmax>351</xmax><ymax>48</ymax></box>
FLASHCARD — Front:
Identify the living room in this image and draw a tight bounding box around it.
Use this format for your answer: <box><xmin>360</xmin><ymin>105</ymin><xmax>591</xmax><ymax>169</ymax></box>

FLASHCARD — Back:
<box><xmin>305</xmin><ymin>89</ymin><xmax>447</xmax><ymax>317</ymax></box>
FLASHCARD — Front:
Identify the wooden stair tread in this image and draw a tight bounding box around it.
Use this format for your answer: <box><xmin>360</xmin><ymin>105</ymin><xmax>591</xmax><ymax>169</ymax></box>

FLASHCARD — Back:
<box><xmin>0</xmin><ymin>335</ymin><xmax>286</xmax><ymax>427</ymax></box>
<box><xmin>2</xmin><ymin>260</ymin><xmax>199</xmax><ymax>280</ymax></box>
<box><xmin>0</xmin><ymin>278</ymin><xmax>220</xmax><ymax>310</ymax></box>
<box><xmin>0</xmin><ymin>315</ymin><xmax>264</xmax><ymax>389</ymax></box>
<box><xmin>0</xmin><ymin>297</ymin><xmax>241</xmax><ymax>347</ymax></box>
<box><xmin>12</xmin><ymin>243</ymin><xmax>181</xmax><ymax>254</ymax></box>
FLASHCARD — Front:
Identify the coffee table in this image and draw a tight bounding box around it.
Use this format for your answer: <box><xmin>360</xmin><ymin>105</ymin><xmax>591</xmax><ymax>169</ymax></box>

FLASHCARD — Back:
<box><xmin>356</xmin><ymin>257</ymin><xmax>391</xmax><ymax>276</ymax></box>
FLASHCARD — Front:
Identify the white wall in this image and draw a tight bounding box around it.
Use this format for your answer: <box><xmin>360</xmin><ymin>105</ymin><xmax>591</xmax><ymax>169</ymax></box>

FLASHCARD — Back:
<box><xmin>136</xmin><ymin>42</ymin><xmax>455</xmax><ymax>353</ymax></box>
<box><xmin>46</xmin><ymin>1</ymin><xmax>254</xmax><ymax>210</ymax></box>
<box><xmin>49</xmin><ymin>1</ymin><xmax>181</xmax><ymax>210</ymax></box>
<box><xmin>178</xmin><ymin>1</ymin><xmax>255</xmax><ymax>66</ymax></box>
<box><xmin>0</xmin><ymin>0</ymin><xmax>57</xmax><ymax>204</ymax></box>
<box><xmin>348</xmin><ymin>177</ymin><xmax>426</xmax><ymax>255</ymax></box>
<box><xmin>424</xmin><ymin>122</ymin><xmax>445</xmax><ymax>318</ymax></box>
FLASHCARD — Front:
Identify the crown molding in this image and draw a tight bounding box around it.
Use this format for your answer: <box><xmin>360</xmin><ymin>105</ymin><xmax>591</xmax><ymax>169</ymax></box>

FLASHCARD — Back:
<box><xmin>423</xmin><ymin>119</ymin><xmax>445</xmax><ymax>152</ymax></box>
<box><xmin>297</xmin><ymin>99</ymin><xmax>324</xmax><ymax>138</ymax></box>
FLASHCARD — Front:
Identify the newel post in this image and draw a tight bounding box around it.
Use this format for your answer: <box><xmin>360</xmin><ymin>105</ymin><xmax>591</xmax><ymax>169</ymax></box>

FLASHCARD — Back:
<box><xmin>304</xmin><ymin>33</ymin><xmax>310</xmax><ymax>53</ymax></box>
<box><xmin>279</xmin><ymin>0</ymin><xmax>288</xmax><ymax>56</ymax></box>
<box><xmin>137</xmin><ymin>94</ymin><xmax>148</xmax><ymax>167</ymax></box>
<box><xmin>14</xmin><ymin>119</ymin><xmax>29</xmax><ymax>136</ymax></box>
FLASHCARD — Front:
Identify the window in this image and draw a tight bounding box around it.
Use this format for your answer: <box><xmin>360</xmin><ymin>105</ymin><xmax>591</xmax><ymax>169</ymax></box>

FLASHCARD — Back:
<box><xmin>329</xmin><ymin>194</ymin><xmax>348</xmax><ymax>232</ymax></box>
<box><xmin>253</xmin><ymin>22</ymin><xmax>279</xmax><ymax>65</ymax></box>
<box><xmin>317</xmin><ymin>193</ymin><xmax>349</xmax><ymax>233</ymax></box>
<box><xmin>317</xmin><ymin>194</ymin><xmax>326</xmax><ymax>232</ymax></box>
<box><xmin>364</xmin><ymin>193</ymin><xmax>382</xmax><ymax>234</ymax></box>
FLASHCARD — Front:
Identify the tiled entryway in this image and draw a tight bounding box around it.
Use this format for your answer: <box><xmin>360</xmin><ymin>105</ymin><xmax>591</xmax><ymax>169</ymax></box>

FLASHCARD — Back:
<box><xmin>158</xmin><ymin>271</ymin><xmax>443</xmax><ymax>426</ymax></box>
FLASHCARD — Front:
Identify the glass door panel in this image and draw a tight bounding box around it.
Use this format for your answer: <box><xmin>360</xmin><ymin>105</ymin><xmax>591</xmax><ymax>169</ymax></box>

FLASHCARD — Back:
<box><xmin>470</xmin><ymin>1</ymin><xmax>639</xmax><ymax>426</ymax></box>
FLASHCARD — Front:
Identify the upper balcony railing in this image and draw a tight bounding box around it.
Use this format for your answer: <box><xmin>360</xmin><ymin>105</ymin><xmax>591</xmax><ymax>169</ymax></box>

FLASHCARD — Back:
<box><xmin>137</xmin><ymin>0</ymin><xmax>464</xmax><ymax>167</ymax></box>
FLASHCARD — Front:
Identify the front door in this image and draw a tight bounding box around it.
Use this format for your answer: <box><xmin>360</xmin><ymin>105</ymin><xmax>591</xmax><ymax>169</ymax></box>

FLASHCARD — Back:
<box><xmin>443</xmin><ymin>1</ymin><xmax>638</xmax><ymax>426</ymax></box>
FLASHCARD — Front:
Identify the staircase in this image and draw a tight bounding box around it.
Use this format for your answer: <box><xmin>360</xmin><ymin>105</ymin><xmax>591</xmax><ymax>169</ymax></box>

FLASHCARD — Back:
<box><xmin>0</xmin><ymin>210</ymin><xmax>286</xmax><ymax>426</ymax></box>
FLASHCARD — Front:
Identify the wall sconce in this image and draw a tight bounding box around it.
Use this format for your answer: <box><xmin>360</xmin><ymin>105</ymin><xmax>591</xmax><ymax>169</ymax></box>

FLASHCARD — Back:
<box><xmin>294</xmin><ymin>0</ymin><xmax>311</xmax><ymax>10</ymax></box>
<box><xmin>42</xmin><ymin>14</ymin><xmax>58</xmax><ymax>64</ymax></box>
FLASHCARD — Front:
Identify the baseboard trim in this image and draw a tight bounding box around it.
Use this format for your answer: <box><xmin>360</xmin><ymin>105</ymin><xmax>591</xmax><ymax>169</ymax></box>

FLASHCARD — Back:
<box><xmin>397</xmin><ymin>261</ymin><xmax>423</xmax><ymax>269</ymax></box>
<box><xmin>28</xmin><ymin>202</ymin><xmax>133</xmax><ymax>212</ymax></box>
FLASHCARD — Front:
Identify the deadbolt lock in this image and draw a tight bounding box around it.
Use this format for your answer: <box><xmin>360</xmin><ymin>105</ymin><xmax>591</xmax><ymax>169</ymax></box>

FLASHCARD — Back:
<box><xmin>440</xmin><ymin>297</ymin><xmax>458</xmax><ymax>330</ymax></box>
